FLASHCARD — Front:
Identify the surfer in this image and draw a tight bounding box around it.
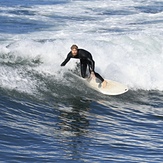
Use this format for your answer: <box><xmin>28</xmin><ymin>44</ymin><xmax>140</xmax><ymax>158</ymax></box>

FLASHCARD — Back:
<box><xmin>61</xmin><ymin>44</ymin><xmax>107</xmax><ymax>88</ymax></box>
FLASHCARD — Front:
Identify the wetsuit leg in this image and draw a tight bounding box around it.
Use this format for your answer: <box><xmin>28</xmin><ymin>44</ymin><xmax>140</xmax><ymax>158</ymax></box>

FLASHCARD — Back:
<box><xmin>94</xmin><ymin>72</ymin><xmax>104</xmax><ymax>82</ymax></box>
<box><xmin>88</xmin><ymin>61</ymin><xmax>104</xmax><ymax>82</ymax></box>
<box><xmin>80</xmin><ymin>59</ymin><xmax>87</xmax><ymax>78</ymax></box>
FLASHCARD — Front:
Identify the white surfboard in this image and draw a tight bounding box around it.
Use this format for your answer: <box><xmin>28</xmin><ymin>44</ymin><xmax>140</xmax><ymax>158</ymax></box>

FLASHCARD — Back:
<box><xmin>70</xmin><ymin>72</ymin><xmax>128</xmax><ymax>95</ymax></box>
<box><xmin>86</xmin><ymin>77</ymin><xmax>128</xmax><ymax>95</ymax></box>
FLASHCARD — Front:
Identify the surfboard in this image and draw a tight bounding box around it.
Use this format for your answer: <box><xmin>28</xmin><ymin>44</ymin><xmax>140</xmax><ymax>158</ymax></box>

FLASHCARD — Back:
<box><xmin>85</xmin><ymin>77</ymin><xmax>128</xmax><ymax>95</ymax></box>
<box><xmin>70</xmin><ymin>72</ymin><xmax>128</xmax><ymax>95</ymax></box>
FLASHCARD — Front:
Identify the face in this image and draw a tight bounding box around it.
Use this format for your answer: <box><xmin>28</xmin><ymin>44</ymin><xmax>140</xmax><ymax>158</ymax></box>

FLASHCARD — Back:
<box><xmin>71</xmin><ymin>48</ymin><xmax>78</xmax><ymax>56</ymax></box>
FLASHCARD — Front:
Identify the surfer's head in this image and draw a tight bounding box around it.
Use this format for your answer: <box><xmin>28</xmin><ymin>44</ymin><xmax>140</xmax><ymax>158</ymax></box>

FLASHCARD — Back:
<box><xmin>71</xmin><ymin>44</ymin><xmax>78</xmax><ymax>56</ymax></box>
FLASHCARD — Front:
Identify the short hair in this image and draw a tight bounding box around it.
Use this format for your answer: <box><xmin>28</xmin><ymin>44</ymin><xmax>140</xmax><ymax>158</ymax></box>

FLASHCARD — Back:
<box><xmin>71</xmin><ymin>44</ymin><xmax>78</xmax><ymax>50</ymax></box>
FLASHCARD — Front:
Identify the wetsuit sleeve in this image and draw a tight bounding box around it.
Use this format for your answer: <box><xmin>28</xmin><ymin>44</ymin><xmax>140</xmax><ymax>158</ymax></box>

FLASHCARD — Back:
<box><xmin>61</xmin><ymin>52</ymin><xmax>71</xmax><ymax>66</ymax></box>
<box><xmin>87</xmin><ymin>58</ymin><xmax>95</xmax><ymax>72</ymax></box>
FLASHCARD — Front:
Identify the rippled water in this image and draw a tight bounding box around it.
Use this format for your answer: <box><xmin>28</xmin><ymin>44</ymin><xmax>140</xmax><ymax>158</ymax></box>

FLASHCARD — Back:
<box><xmin>0</xmin><ymin>84</ymin><xmax>163</xmax><ymax>162</ymax></box>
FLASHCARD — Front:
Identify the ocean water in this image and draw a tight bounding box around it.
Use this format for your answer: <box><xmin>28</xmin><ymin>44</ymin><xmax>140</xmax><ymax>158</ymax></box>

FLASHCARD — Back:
<box><xmin>0</xmin><ymin>0</ymin><xmax>163</xmax><ymax>162</ymax></box>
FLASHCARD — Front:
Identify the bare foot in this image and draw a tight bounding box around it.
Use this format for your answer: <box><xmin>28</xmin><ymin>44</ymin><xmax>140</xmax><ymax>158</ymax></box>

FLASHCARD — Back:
<box><xmin>101</xmin><ymin>80</ymin><xmax>107</xmax><ymax>88</ymax></box>
<box><xmin>90</xmin><ymin>72</ymin><xmax>96</xmax><ymax>79</ymax></box>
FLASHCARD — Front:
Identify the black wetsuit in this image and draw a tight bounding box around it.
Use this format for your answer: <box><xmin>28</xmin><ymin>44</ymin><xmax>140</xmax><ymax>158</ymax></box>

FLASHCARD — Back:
<box><xmin>61</xmin><ymin>49</ymin><xmax>104</xmax><ymax>82</ymax></box>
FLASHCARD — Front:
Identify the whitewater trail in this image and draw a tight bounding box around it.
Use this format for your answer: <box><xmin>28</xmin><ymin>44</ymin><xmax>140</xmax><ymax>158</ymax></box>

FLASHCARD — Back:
<box><xmin>0</xmin><ymin>34</ymin><xmax>163</xmax><ymax>94</ymax></box>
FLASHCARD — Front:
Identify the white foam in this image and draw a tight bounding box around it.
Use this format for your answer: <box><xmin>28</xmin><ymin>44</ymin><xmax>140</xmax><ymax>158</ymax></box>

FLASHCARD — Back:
<box><xmin>1</xmin><ymin>34</ymin><xmax>163</xmax><ymax>91</ymax></box>
<box><xmin>0</xmin><ymin>0</ymin><xmax>163</xmax><ymax>92</ymax></box>
<box><xmin>0</xmin><ymin>65</ymin><xmax>37</xmax><ymax>94</ymax></box>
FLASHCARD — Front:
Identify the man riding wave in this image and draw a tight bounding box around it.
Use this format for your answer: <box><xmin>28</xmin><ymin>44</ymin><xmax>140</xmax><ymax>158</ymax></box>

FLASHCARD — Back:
<box><xmin>61</xmin><ymin>45</ymin><xmax>107</xmax><ymax>88</ymax></box>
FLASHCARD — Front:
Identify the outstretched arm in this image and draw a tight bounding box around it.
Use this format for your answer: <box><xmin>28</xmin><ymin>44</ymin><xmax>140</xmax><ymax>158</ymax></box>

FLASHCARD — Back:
<box><xmin>61</xmin><ymin>52</ymin><xmax>71</xmax><ymax>66</ymax></box>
